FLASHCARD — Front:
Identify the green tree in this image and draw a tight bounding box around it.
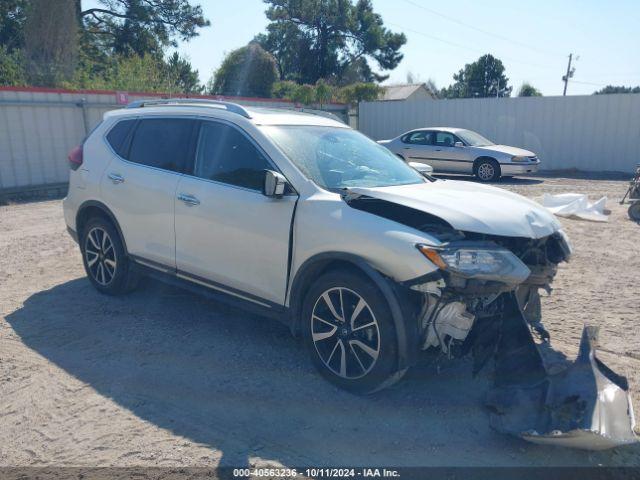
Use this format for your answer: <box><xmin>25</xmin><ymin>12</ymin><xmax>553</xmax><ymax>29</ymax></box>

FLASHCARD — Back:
<box><xmin>337</xmin><ymin>82</ymin><xmax>382</xmax><ymax>104</ymax></box>
<box><xmin>272</xmin><ymin>80</ymin><xmax>299</xmax><ymax>98</ymax></box>
<box><xmin>69</xmin><ymin>54</ymin><xmax>172</xmax><ymax>92</ymax></box>
<box><xmin>210</xmin><ymin>43</ymin><xmax>278</xmax><ymax>97</ymax></box>
<box><xmin>338</xmin><ymin>82</ymin><xmax>381</xmax><ymax>129</ymax></box>
<box><xmin>24</xmin><ymin>0</ymin><xmax>78</xmax><ymax>86</ymax></box>
<box><xmin>314</xmin><ymin>78</ymin><xmax>334</xmax><ymax>107</ymax></box>
<box><xmin>291</xmin><ymin>84</ymin><xmax>315</xmax><ymax>104</ymax></box>
<box><xmin>594</xmin><ymin>85</ymin><xmax>640</xmax><ymax>95</ymax></box>
<box><xmin>442</xmin><ymin>54</ymin><xmax>512</xmax><ymax>98</ymax></box>
<box><xmin>256</xmin><ymin>0</ymin><xmax>406</xmax><ymax>84</ymax></box>
<box><xmin>518</xmin><ymin>82</ymin><xmax>542</xmax><ymax>97</ymax></box>
<box><xmin>424</xmin><ymin>78</ymin><xmax>439</xmax><ymax>99</ymax></box>
<box><xmin>79</xmin><ymin>0</ymin><xmax>209</xmax><ymax>56</ymax></box>
<box><xmin>0</xmin><ymin>0</ymin><xmax>26</xmax><ymax>52</ymax></box>
<box><xmin>0</xmin><ymin>45</ymin><xmax>26</xmax><ymax>86</ymax></box>
<box><xmin>165</xmin><ymin>52</ymin><xmax>202</xmax><ymax>94</ymax></box>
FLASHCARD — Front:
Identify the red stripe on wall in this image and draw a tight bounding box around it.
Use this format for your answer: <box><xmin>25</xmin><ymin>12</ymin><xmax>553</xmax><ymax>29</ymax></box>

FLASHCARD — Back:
<box><xmin>0</xmin><ymin>86</ymin><xmax>345</xmax><ymax>106</ymax></box>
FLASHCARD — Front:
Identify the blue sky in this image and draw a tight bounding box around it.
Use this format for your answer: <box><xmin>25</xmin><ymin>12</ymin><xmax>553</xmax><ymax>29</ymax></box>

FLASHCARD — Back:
<box><xmin>89</xmin><ymin>0</ymin><xmax>640</xmax><ymax>96</ymax></box>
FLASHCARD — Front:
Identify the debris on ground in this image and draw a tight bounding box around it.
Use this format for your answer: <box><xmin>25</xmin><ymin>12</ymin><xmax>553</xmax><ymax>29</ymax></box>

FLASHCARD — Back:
<box><xmin>541</xmin><ymin>193</ymin><xmax>608</xmax><ymax>222</ymax></box>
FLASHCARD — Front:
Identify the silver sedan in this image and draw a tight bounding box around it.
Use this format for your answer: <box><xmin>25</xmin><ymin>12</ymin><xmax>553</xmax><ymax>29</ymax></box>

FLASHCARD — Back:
<box><xmin>378</xmin><ymin>127</ymin><xmax>540</xmax><ymax>181</ymax></box>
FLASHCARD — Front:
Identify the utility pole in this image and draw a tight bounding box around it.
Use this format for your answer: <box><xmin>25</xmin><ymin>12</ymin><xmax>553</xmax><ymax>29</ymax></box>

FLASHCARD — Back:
<box><xmin>562</xmin><ymin>53</ymin><xmax>574</xmax><ymax>96</ymax></box>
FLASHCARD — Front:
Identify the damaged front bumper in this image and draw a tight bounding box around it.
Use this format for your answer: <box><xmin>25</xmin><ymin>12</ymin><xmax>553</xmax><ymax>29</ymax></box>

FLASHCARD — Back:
<box><xmin>482</xmin><ymin>294</ymin><xmax>637</xmax><ymax>450</ymax></box>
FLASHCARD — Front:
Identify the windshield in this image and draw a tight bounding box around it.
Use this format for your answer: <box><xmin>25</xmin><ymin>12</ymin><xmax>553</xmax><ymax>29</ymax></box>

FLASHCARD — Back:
<box><xmin>261</xmin><ymin>126</ymin><xmax>425</xmax><ymax>190</ymax></box>
<box><xmin>456</xmin><ymin>129</ymin><xmax>494</xmax><ymax>147</ymax></box>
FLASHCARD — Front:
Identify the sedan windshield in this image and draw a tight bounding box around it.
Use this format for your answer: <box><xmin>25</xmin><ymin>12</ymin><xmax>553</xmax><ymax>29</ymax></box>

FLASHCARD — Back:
<box><xmin>457</xmin><ymin>129</ymin><xmax>494</xmax><ymax>147</ymax></box>
<box><xmin>261</xmin><ymin>126</ymin><xmax>425</xmax><ymax>190</ymax></box>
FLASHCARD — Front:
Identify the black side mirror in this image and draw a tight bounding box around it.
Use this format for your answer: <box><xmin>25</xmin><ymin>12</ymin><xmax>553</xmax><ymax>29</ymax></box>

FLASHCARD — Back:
<box><xmin>263</xmin><ymin>170</ymin><xmax>287</xmax><ymax>198</ymax></box>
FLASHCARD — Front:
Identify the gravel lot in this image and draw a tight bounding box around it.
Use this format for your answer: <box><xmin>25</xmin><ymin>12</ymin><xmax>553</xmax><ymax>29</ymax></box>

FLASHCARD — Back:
<box><xmin>1</xmin><ymin>175</ymin><xmax>639</xmax><ymax>468</ymax></box>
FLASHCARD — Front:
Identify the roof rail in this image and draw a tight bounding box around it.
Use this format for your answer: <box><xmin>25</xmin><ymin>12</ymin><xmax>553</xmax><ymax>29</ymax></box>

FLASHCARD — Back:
<box><xmin>125</xmin><ymin>98</ymin><xmax>252</xmax><ymax>118</ymax></box>
<box><xmin>296</xmin><ymin>108</ymin><xmax>346</xmax><ymax>124</ymax></box>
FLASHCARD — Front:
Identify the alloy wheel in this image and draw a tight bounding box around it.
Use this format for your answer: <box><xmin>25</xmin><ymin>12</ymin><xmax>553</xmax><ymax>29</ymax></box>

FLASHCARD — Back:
<box><xmin>477</xmin><ymin>162</ymin><xmax>495</xmax><ymax>181</ymax></box>
<box><xmin>84</xmin><ymin>227</ymin><xmax>117</xmax><ymax>286</ymax></box>
<box><xmin>311</xmin><ymin>287</ymin><xmax>380</xmax><ymax>379</ymax></box>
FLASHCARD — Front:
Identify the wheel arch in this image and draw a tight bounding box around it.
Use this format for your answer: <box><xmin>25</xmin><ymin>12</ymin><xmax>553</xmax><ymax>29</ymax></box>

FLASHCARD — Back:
<box><xmin>473</xmin><ymin>155</ymin><xmax>500</xmax><ymax>174</ymax></box>
<box><xmin>288</xmin><ymin>252</ymin><xmax>420</xmax><ymax>370</ymax></box>
<box><xmin>76</xmin><ymin>200</ymin><xmax>128</xmax><ymax>254</ymax></box>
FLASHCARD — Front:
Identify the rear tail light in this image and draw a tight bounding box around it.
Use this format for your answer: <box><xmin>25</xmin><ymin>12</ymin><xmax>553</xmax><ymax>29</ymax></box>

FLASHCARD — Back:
<box><xmin>68</xmin><ymin>144</ymin><xmax>83</xmax><ymax>170</ymax></box>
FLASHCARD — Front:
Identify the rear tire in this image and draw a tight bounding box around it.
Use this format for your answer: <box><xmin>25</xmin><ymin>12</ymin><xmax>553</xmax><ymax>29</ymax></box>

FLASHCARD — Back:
<box><xmin>629</xmin><ymin>202</ymin><xmax>640</xmax><ymax>221</ymax></box>
<box><xmin>302</xmin><ymin>270</ymin><xmax>402</xmax><ymax>394</ymax></box>
<box><xmin>80</xmin><ymin>217</ymin><xmax>138</xmax><ymax>295</ymax></box>
<box><xmin>474</xmin><ymin>158</ymin><xmax>501</xmax><ymax>182</ymax></box>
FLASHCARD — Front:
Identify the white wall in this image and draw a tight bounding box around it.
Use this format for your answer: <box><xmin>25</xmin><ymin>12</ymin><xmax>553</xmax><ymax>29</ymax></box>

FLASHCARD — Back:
<box><xmin>0</xmin><ymin>89</ymin><xmax>347</xmax><ymax>192</ymax></box>
<box><xmin>359</xmin><ymin>94</ymin><xmax>640</xmax><ymax>173</ymax></box>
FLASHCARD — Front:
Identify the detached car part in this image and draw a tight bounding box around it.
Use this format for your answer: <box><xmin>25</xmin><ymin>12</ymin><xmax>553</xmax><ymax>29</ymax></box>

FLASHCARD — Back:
<box><xmin>482</xmin><ymin>294</ymin><xmax>637</xmax><ymax>450</ymax></box>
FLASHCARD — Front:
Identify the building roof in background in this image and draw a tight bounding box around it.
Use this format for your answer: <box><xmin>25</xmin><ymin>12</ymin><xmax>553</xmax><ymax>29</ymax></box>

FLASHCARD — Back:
<box><xmin>381</xmin><ymin>83</ymin><xmax>433</xmax><ymax>101</ymax></box>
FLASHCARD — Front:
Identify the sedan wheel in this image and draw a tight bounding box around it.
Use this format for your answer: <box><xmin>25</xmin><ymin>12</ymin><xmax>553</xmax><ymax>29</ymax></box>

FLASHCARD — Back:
<box><xmin>475</xmin><ymin>159</ymin><xmax>501</xmax><ymax>182</ymax></box>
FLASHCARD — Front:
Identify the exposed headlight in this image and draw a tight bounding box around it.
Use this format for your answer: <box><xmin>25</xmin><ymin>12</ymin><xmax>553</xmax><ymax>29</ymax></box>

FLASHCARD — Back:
<box><xmin>417</xmin><ymin>242</ymin><xmax>531</xmax><ymax>284</ymax></box>
<box><xmin>511</xmin><ymin>155</ymin><xmax>530</xmax><ymax>162</ymax></box>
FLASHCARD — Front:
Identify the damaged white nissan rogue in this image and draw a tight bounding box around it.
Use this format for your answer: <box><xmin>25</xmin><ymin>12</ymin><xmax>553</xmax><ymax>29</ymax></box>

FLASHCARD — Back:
<box><xmin>63</xmin><ymin>99</ymin><xmax>637</xmax><ymax>450</ymax></box>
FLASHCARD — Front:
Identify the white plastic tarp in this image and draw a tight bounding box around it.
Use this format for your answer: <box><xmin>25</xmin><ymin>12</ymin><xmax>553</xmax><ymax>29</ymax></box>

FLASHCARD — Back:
<box><xmin>541</xmin><ymin>193</ymin><xmax>608</xmax><ymax>222</ymax></box>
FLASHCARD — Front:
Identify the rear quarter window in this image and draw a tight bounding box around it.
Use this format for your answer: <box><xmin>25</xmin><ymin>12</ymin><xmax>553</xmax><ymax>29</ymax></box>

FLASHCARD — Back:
<box><xmin>106</xmin><ymin>119</ymin><xmax>136</xmax><ymax>158</ymax></box>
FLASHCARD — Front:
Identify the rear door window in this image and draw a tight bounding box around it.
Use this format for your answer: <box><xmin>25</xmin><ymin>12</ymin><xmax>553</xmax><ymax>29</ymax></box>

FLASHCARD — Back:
<box><xmin>128</xmin><ymin>118</ymin><xmax>198</xmax><ymax>173</ymax></box>
<box><xmin>194</xmin><ymin>122</ymin><xmax>272</xmax><ymax>191</ymax></box>
<box><xmin>106</xmin><ymin>119</ymin><xmax>136</xmax><ymax>158</ymax></box>
<box><xmin>404</xmin><ymin>131</ymin><xmax>432</xmax><ymax>145</ymax></box>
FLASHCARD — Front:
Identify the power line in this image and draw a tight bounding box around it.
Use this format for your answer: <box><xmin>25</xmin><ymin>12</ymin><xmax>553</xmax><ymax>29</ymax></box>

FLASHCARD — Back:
<box><xmin>399</xmin><ymin>0</ymin><xmax>563</xmax><ymax>58</ymax></box>
<box><xmin>570</xmin><ymin>79</ymin><xmax>607</xmax><ymax>87</ymax></box>
<box><xmin>388</xmin><ymin>21</ymin><xmax>557</xmax><ymax>71</ymax></box>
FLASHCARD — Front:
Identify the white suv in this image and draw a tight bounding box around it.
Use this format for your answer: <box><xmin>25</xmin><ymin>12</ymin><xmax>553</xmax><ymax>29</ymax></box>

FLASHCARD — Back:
<box><xmin>62</xmin><ymin>97</ymin><xmax>564</xmax><ymax>389</ymax></box>
<box><xmin>63</xmin><ymin>100</ymin><xmax>636</xmax><ymax>448</ymax></box>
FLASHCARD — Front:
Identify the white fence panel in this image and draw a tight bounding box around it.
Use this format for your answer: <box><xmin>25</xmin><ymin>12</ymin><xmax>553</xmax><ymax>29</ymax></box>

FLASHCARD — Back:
<box><xmin>359</xmin><ymin>94</ymin><xmax>640</xmax><ymax>173</ymax></box>
<box><xmin>0</xmin><ymin>88</ymin><xmax>347</xmax><ymax>192</ymax></box>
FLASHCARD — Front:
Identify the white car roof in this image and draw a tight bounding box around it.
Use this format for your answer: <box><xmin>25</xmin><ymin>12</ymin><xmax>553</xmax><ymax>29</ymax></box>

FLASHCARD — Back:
<box><xmin>408</xmin><ymin>127</ymin><xmax>465</xmax><ymax>134</ymax></box>
<box><xmin>104</xmin><ymin>101</ymin><xmax>347</xmax><ymax>128</ymax></box>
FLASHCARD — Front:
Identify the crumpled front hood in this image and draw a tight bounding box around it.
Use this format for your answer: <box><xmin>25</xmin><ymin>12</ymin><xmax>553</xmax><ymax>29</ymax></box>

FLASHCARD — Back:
<box><xmin>347</xmin><ymin>180</ymin><xmax>561</xmax><ymax>239</ymax></box>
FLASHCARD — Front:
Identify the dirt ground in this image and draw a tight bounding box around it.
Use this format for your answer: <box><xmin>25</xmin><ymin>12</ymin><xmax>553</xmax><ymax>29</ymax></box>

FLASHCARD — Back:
<box><xmin>1</xmin><ymin>175</ymin><xmax>639</xmax><ymax>468</ymax></box>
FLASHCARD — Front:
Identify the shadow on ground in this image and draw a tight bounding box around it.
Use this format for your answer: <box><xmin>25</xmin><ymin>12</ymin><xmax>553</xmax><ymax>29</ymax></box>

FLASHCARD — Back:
<box><xmin>6</xmin><ymin>278</ymin><xmax>639</xmax><ymax>467</ymax></box>
<box><xmin>433</xmin><ymin>174</ymin><xmax>544</xmax><ymax>186</ymax></box>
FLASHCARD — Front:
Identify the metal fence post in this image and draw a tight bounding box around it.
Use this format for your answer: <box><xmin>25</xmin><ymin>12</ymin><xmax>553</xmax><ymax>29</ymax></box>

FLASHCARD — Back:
<box><xmin>76</xmin><ymin>97</ymin><xmax>89</xmax><ymax>136</ymax></box>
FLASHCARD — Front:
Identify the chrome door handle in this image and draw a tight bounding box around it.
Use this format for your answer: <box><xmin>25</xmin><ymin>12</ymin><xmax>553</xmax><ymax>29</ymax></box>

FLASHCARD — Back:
<box><xmin>108</xmin><ymin>173</ymin><xmax>124</xmax><ymax>184</ymax></box>
<box><xmin>177</xmin><ymin>193</ymin><xmax>200</xmax><ymax>206</ymax></box>
<box><xmin>403</xmin><ymin>147</ymin><xmax>411</xmax><ymax>150</ymax></box>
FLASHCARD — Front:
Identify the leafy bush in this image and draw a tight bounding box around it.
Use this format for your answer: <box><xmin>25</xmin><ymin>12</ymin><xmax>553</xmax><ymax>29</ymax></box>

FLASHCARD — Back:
<box><xmin>210</xmin><ymin>43</ymin><xmax>278</xmax><ymax>97</ymax></box>
<box><xmin>0</xmin><ymin>45</ymin><xmax>26</xmax><ymax>86</ymax></box>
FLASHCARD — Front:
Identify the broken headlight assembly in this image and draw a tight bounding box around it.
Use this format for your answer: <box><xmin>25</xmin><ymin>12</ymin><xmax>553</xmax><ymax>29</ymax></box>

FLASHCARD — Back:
<box><xmin>556</xmin><ymin>228</ymin><xmax>573</xmax><ymax>260</ymax></box>
<box><xmin>417</xmin><ymin>241</ymin><xmax>531</xmax><ymax>285</ymax></box>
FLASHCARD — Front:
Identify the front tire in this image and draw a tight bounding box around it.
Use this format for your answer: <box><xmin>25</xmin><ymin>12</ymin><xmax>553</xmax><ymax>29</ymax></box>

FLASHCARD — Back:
<box><xmin>302</xmin><ymin>270</ymin><xmax>401</xmax><ymax>394</ymax></box>
<box><xmin>80</xmin><ymin>217</ymin><xmax>138</xmax><ymax>295</ymax></box>
<box><xmin>475</xmin><ymin>158</ymin><xmax>501</xmax><ymax>182</ymax></box>
<box><xmin>629</xmin><ymin>202</ymin><xmax>640</xmax><ymax>221</ymax></box>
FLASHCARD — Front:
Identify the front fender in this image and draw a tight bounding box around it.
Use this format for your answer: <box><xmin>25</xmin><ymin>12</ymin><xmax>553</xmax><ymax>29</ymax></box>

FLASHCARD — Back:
<box><xmin>288</xmin><ymin>252</ymin><xmax>421</xmax><ymax>370</ymax></box>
